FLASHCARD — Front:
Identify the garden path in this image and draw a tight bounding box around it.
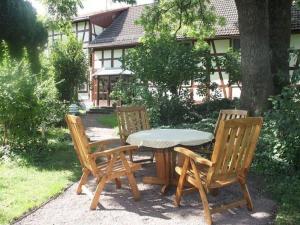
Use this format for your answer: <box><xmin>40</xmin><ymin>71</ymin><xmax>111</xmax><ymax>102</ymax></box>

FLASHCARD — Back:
<box><xmin>82</xmin><ymin>113</ymin><xmax>119</xmax><ymax>141</ymax></box>
<box><xmin>13</xmin><ymin>113</ymin><xmax>276</xmax><ymax>225</ymax></box>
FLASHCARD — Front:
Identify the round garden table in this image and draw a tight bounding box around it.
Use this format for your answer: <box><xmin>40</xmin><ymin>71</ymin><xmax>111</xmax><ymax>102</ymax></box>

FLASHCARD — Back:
<box><xmin>126</xmin><ymin>128</ymin><xmax>214</xmax><ymax>193</ymax></box>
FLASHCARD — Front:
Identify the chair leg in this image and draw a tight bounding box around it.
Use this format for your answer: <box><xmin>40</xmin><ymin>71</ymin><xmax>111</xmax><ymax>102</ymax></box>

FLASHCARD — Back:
<box><xmin>239</xmin><ymin>181</ymin><xmax>253</xmax><ymax>211</ymax></box>
<box><xmin>77</xmin><ymin>168</ymin><xmax>90</xmax><ymax>194</ymax></box>
<box><xmin>175</xmin><ymin>157</ymin><xmax>190</xmax><ymax>207</ymax></box>
<box><xmin>174</xmin><ymin>170</ymin><xmax>187</xmax><ymax>207</ymax></box>
<box><xmin>115</xmin><ymin>178</ymin><xmax>122</xmax><ymax>189</ymax></box>
<box><xmin>127</xmin><ymin>173</ymin><xmax>140</xmax><ymax>201</ymax></box>
<box><xmin>90</xmin><ymin>177</ymin><xmax>107</xmax><ymax>210</ymax></box>
<box><xmin>198</xmin><ymin>182</ymin><xmax>212</xmax><ymax>225</ymax></box>
<box><xmin>190</xmin><ymin>160</ymin><xmax>212</xmax><ymax>225</ymax></box>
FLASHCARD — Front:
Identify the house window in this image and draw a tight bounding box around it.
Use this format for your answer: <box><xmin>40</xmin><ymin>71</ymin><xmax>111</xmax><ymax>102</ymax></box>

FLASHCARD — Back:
<box><xmin>93</xmin><ymin>49</ymin><xmax>126</xmax><ymax>70</ymax></box>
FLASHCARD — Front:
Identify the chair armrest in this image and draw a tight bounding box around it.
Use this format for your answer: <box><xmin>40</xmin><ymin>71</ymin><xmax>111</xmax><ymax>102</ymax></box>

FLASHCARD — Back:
<box><xmin>91</xmin><ymin>145</ymin><xmax>139</xmax><ymax>158</ymax></box>
<box><xmin>174</xmin><ymin>147</ymin><xmax>212</xmax><ymax>167</ymax></box>
<box><xmin>88</xmin><ymin>138</ymin><xmax>121</xmax><ymax>148</ymax></box>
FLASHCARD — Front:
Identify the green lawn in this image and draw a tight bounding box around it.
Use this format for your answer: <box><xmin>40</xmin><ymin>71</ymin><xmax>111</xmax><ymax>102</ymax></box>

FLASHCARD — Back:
<box><xmin>0</xmin><ymin>129</ymin><xmax>80</xmax><ymax>225</ymax></box>
<box><xmin>97</xmin><ymin>113</ymin><xmax>118</xmax><ymax>128</ymax></box>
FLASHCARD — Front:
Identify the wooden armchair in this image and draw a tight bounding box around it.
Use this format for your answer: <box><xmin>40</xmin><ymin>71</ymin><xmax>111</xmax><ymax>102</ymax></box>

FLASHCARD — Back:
<box><xmin>65</xmin><ymin>115</ymin><xmax>141</xmax><ymax>210</ymax></box>
<box><xmin>214</xmin><ymin>109</ymin><xmax>248</xmax><ymax>136</ymax></box>
<box><xmin>195</xmin><ymin>109</ymin><xmax>248</xmax><ymax>157</ymax></box>
<box><xmin>116</xmin><ymin>106</ymin><xmax>154</xmax><ymax>162</ymax></box>
<box><xmin>174</xmin><ymin>117</ymin><xmax>263</xmax><ymax>225</ymax></box>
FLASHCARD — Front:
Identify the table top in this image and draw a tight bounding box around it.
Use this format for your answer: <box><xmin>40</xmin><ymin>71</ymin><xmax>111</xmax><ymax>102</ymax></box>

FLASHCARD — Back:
<box><xmin>126</xmin><ymin>128</ymin><xmax>214</xmax><ymax>149</ymax></box>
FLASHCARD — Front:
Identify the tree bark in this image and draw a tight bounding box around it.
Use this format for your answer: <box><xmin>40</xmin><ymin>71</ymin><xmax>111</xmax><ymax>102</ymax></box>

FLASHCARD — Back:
<box><xmin>235</xmin><ymin>0</ymin><xmax>273</xmax><ymax>115</ymax></box>
<box><xmin>269</xmin><ymin>0</ymin><xmax>292</xmax><ymax>94</ymax></box>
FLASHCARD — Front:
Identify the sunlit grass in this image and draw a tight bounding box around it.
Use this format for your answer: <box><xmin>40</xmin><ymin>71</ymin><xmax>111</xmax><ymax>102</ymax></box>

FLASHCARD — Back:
<box><xmin>97</xmin><ymin>113</ymin><xmax>118</xmax><ymax>128</ymax></box>
<box><xmin>0</xmin><ymin>128</ymin><xmax>80</xmax><ymax>225</ymax></box>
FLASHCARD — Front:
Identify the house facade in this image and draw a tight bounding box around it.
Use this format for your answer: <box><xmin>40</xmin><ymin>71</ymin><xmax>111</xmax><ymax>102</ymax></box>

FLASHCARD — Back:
<box><xmin>47</xmin><ymin>0</ymin><xmax>300</xmax><ymax>107</ymax></box>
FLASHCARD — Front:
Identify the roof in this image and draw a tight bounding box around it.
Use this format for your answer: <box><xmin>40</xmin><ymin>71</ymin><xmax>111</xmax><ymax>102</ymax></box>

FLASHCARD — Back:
<box><xmin>89</xmin><ymin>1</ymin><xmax>300</xmax><ymax>48</ymax></box>
<box><xmin>212</xmin><ymin>0</ymin><xmax>300</xmax><ymax>37</ymax></box>
<box><xmin>90</xmin><ymin>4</ymin><xmax>146</xmax><ymax>48</ymax></box>
<box><xmin>211</xmin><ymin>0</ymin><xmax>239</xmax><ymax>37</ymax></box>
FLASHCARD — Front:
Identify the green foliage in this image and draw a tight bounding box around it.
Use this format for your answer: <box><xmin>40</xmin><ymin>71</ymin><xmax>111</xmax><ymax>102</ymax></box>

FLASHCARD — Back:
<box><xmin>123</xmin><ymin>35</ymin><xmax>211</xmax><ymax>95</ymax></box>
<box><xmin>0</xmin><ymin>0</ymin><xmax>47</xmax><ymax>72</ymax></box>
<box><xmin>113</xmin><ymin>35</ymin><xmax>216</xmax><ymax>126</ymax></box>
<box><xmin>220</xmin><ymin>48</ymin><xmax>242</xmax><ymax>88</ymax></box>
<box><xmin>138</xmin><ymin>0</ymin><xmax>223</xmax><ymax>46</ymax></box>
<box><xmin>255</xmin><ymin>72</ymin><xmax>300</xmax><ymax>171</ymax></box>
<box><xmin>51</xmin><ymin>36</ymin><xmax>88</xmax><ymax>103</ymax></box>
<box><xmin>192</xmin><ymin>98</ymin><xmax>240</xmax><ymax>120</ymax></box>
<box><xmin>250</xmin><ymin>71</ymin><xmax>300</xmax><ymax>225</ymax></box>
<box><xmin>42</xmin><ymin>0</ymin><xmax>83</xmax><ymax>30</ymax></box>
<box><xmin>0</xmin><ymin>44</ymin><xmax>66</xmax><ymax>150</ymax></box>
<box><xmin>97</xmin><ymin>114</ymin><xmax>118</xmax><ymax>128</ymax></box>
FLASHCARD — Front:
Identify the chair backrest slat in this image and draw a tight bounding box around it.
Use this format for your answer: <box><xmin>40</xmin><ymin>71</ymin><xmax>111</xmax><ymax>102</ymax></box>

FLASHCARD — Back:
<box><xmin>214</xmin><ymin>109</ymin><xmax>248</xmax><ymax>136</ymax></box>
<box><xmin>209</xmin><ymin>117</ymin><xmax>263</xmax><ymax>184</ymax></box>
<box><xmin>65</xmin><ymin>115</ymin><xmax>97</xmax><ymax>174</ymax></box>
<box><xmin>116</xmin><ymin>106</ymin><xmax>150</xmax><ymax>144</ymax></box>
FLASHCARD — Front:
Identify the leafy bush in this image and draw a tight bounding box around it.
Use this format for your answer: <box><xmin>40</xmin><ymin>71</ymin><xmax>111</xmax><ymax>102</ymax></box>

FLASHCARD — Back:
<box><xmin>191</xmin><ymin>98</ymin><xmax>240</xmax><ymax>120</ymax></box>
<box><xmin>0</xmin><ymin>44</ymin><xmax>66</xmax><ymax>151</ymax></box>
<box><xmin>51</xmin><ymin>35</ymin><xmax>88</xmax><ymax>103</ymax></box>
<box><xmin>112</xmin><ymin>35</ymin><xmax>225</xmax><ymax>126</ymax></box>
<box><xmin>255</xmin><ymin>72</ymin><xmax>300</xmax><ymax>171</ymax></box>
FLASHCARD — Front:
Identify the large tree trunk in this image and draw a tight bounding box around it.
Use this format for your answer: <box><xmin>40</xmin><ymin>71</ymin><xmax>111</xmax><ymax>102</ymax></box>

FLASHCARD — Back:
<box><xmin>235</xmin><ymin>0</ymin><xmax>273</xmax><ymax>115</ymax></box>
<box><xmin>269</xmin><ymin>0</ymin><xmax>292</xmax><ymax>94</ymax></box>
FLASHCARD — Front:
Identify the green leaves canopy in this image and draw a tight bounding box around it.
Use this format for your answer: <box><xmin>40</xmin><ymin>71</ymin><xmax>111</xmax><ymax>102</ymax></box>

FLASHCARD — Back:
<box><xmin>0</xmin><ymin>0</ymin><xmax>47</xmax><ymax>71</ymax></box>
<box><xmin>50</xmin><ymin>36</ymin><xmax>88</xmax><ymax>102</ymax></box>
<box><xmin>0</xmin><ymin>44</ymin><xmax>66</xmax><ymax>146</ymax></box>
<box><xmin>123</xmin><ymin>35</ymin><xmax>211</xmax><ymax>96</ymax></box>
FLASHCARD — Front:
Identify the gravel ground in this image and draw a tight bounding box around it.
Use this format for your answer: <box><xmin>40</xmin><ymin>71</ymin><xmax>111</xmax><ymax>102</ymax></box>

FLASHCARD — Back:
<box><xmin>13</xmin><ymin>113</ymin><xmax>276</xmax><ymax>225</ymax></box>
<box><xmin>13</xmin><ymin>160</ymin><xmax>276</xmax><ymax>225</ymax></box>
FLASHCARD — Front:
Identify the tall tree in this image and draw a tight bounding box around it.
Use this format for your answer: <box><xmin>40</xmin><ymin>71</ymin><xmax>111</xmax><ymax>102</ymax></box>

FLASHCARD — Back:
<box><xmin>269</xmin><ymin>0</ymin><xmax>292</xmax><ymax>94</ymax></box>
<box><xmin>235</xmin><ymin>0</ymin><xmax>293</xmax><ymax>115</ymax></box>
<box><xmin>235</xmin><ymin>0</ymin><xmax>273</xmax><ymax>115</ymax></box>
<box><xmin>0</xmin><ymin>0</ymin><xmax>47</xmax><ymax>72</ymax></box>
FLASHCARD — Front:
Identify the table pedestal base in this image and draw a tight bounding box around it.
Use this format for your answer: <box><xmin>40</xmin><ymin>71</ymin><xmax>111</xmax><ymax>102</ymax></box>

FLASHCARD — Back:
<box><xmin>142</xmin><ymin>149</ymin><xmax>177</xmax><ymax>193</ymax></box>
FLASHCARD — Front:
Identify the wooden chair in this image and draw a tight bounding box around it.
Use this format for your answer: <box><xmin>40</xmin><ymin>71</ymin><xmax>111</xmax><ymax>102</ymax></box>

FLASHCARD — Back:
<box><xmin>174</xmin><ymin>117</ymin><xmax>263</xmax><ymax>225</ymax></box>
<box><xmin>116</xmin><ymin>106</ymin><xmax>153</xmax><ymax>162</ymax></box>
<box><xmin>214</xmin><ymin>109</ymin><xmax>248</xmax><ymax>136</ymax></box>
<box><xmin>195</xmin><ymin>109</ymin><xmax>248</xmax><ymax>157</ymax></box>
<box><xmin>65</xmin><ymin>114</ymin><xmax>141</xmax><ymax>210</ymax></box>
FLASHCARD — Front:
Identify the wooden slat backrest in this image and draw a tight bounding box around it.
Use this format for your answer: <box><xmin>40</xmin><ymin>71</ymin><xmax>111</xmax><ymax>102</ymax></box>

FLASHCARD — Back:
<box><xmin>65</xmin><ymin>115</ymin><xmax>97</xmax><ymax>174</ymax></box>
<box><xmin>207</xmin><ymin>117</ymin><xmax>263</xmax><ymax>185</ymax></box>
<box><xmin>214</xmin><ymin>109</ymin><xmax>248</xmax><ymax>136</ymax></box>
<box><xmin>116</xmin><ymin>106</ymin><xmax>150</xmax><ymax>144</ymax></box>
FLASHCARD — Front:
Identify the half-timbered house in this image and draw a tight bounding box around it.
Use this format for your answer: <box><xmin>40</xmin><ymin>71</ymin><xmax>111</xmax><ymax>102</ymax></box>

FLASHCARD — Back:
<box><xmin>47</xmin><ymin>0</ymin><xmax>300</xmax><ymax>107</ymax></box>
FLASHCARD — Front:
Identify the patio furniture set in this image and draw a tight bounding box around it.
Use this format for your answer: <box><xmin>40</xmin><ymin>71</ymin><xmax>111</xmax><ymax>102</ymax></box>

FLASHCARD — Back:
<box><xmin>65</xmin><ymin>107</ymin><xmax>263</xmax><ymax>225</ymax></box>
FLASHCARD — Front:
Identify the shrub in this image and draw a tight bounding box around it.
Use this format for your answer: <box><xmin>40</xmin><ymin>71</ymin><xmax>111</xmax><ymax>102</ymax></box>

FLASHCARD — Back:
<box><xmin>0</xmin><ymin>44</ymin><xmax>66</xmax><ymax>151</ymax></box>
<box><xmin>191</xmin><ymin>98</ymin><xmax>240</xmax><ymax>120</ymax></box>
<box><xmin>255</xmin><ymin>72</ymin><xmax>300</xmax><ymax>171</ymax></box>
<box><xmin>50</xmin><ymin>35</ymin><xmax>88</xmax><ymax>103</ymax></box>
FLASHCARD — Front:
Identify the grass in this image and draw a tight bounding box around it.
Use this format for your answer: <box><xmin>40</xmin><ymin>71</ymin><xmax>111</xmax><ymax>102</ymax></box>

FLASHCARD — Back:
<box><xmin>97</xmin><ymin>113</ymin><xmax>118</xmax><ymax>128</ymax></box>
<box><xmin>0</xmin><ymin>128</ymin><xmax>80</xmax><ymax>225</ymax></box>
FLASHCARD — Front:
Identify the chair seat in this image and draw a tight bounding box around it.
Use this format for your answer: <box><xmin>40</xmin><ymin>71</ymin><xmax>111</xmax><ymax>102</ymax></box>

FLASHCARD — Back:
<box><xmin>97</xmin><ymin>159</ymin><xmax>141</xmax><ymax>174</ymax></box>
<box><xmin>175</xmin><ymin>165</ymin><xmax>238</xmax><ymax>189</ymax></box>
